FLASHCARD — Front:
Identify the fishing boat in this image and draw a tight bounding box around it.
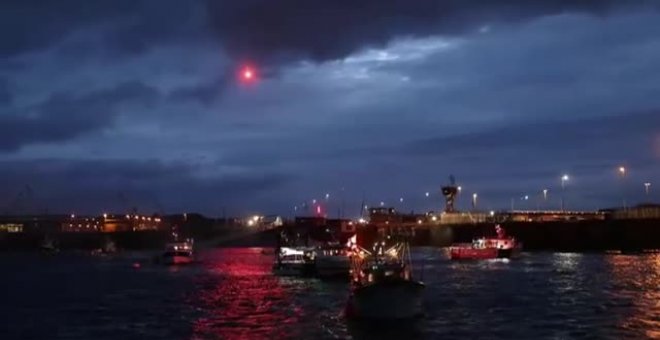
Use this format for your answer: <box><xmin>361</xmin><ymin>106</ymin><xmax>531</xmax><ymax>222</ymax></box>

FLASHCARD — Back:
<box><xmin>272</xmin><ymin>246</ymin><xmax>316</xmax><ymax>276</ymax></box>
<box><xmin>158</xmin><ymin>238</ymin><xmax>194</xmax><ymax>265</ymax></box>
<box><xmin>314</xmin><ymin>237</ymin><xmax>353</xmax><ymax>279</ymax></box>
<box><xmin>315</xmin><ymin>245</ymin><xmax>351</xmax><ymax>278</ymax></box>
<box><xmin>450</xmin><ymin>224</ymin><xmax>521</xmax><ymax>260</ymax></box>
<box><xmin>346</xmin><ymin>239</ymin><xmax>424</xmax><ymax>319</ymax></box>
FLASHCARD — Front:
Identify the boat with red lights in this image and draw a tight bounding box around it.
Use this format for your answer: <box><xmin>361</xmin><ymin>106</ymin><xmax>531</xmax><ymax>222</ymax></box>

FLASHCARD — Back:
<box><xmin>158</xmin><ymin>239</ymin><xmax>194</xmax><ymax>265</ymax></box>
<box><xmin>450</xmin><ymin>225</ymin><xmax>521</xmax><ymax>260</ymax></box>
<box><xmin>346</xmin><ymin>238</ymin><xmax>424</xmax><ymax>319</ymax></box>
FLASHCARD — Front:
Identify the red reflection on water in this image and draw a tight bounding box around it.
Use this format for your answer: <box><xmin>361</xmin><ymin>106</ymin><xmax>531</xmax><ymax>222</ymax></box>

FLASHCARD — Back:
<box><xmin>189</xmin><ymin>248</ymin><xmax>307</xmax><ymax>339</ymax></box>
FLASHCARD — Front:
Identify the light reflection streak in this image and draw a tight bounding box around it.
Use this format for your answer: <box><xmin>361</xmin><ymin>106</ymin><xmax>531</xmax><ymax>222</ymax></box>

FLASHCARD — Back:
<box><xmin>605</xmin><ymin>254</ymin><xmax>660</xmax><ymax>338</ymax></box>
<box><xmin>189</xmin><ymin>248</ymin><xmax>307</xmax><ymax>339</ymax></box>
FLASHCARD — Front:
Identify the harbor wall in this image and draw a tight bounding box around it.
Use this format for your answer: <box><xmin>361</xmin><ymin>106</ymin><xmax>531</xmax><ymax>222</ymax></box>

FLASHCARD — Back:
<box><xmin>425</xmin><ymin>218</ymin><xmax>660</xmax><ymax>251</ymax></box>
<box><xmin>2</xmin><ymin>219</ymin><xmax>659</xmax><ymax>252</ymax></box>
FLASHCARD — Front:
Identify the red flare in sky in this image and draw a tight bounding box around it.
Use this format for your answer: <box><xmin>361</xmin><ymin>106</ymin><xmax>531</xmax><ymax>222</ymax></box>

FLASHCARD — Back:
<box><xmin>239</xmin><ymin>65</ymin><xmax>257</xmax><ymax>83</ymax></box>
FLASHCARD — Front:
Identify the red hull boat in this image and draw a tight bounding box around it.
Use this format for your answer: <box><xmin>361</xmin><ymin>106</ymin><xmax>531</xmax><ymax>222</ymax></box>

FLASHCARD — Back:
<box><xmin>450</xmin><ymin>225</ymin><xmax>521</xmax><ymax>260</ymax></box>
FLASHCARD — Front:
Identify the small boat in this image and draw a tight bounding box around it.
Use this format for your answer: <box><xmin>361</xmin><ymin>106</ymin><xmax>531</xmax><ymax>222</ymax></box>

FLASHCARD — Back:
<box><xmin>158</xmin><ymin>239</ymin><xmax>194</xmax><ymax>265</ymax></box>
<box><xmin>272</xmin><ymin>246</ymin><xmax>316</xmax><ymax>276</ymax></box>
<box><xmin>40</xmin><ymin>237</ymin><xmax>59</xmax><ymax>255</ymax></box>
<box><xmin>346</xmin><ymin>239</ymin><xmax>424</xmax><ymax>319</ymax></box>
<box><xmin>450</xmin><ymin>224</ymin><xmax>521</xmax><ymax>260</ymax></box>
<box><xmin>92</xmin><ymin>238</ymin><xmax>118</xmax><ymax>256</ymax></box>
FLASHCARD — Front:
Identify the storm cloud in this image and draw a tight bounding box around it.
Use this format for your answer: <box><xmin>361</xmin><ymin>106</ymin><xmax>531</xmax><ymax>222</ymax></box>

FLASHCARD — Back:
<box><xmin>0</xmin><ymin>81</ymin><xmax>158</xmax><ymax>151</ymax></box>
<box><xmin>1</xmin><ymin>1</ymin><xmax>659</xmax><ymax>215</ymax></box>
<box><xmin>206</xmin><ymin>0</ymin><xmax>658</xmax><ymax>64</ymax></box>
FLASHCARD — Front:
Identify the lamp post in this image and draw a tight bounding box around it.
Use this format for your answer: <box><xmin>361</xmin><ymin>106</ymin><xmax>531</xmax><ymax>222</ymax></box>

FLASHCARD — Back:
<box><xmin>644</xmin><ymin>182</ymin><xmax>651</xmax><ymax>198</ymax></box>
<box><xmin>542</xmin><ymin>189</ymin><xmax>548</xmax><ymax>210</ymax></box>
<box><xmin>618</xmin><ymin>166</ymin><xmax>626</xmax><ymax>209</ymax></box>
<box><xmin>472</xmin><ymin>193</ymin><xmax>478</xmax><ymax>210</ymax></box>
<box><xmin>561</xmin><ymin>174</ymin><xmax>569</xmax><ymax>211</ymax></box>
<box><xmin>457</xmin><ymin>186</ymin><xmax>462</xmax><ymax>210</ymax></box>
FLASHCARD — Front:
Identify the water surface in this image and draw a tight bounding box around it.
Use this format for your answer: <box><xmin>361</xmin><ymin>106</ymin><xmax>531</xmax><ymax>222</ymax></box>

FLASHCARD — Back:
<box><xmin>2</xmin><ymin>248</ymin><xmax>659</xmax><ymax>339</ymax></box>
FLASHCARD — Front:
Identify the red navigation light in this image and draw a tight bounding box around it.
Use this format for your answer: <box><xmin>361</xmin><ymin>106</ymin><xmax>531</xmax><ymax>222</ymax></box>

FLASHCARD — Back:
<box><xmin>239</xmin><ymin>65</ymin><xmax>257</xmax><ymax>83</ymax></box>
<box><xmin>316</xmin><ymin>205</ymin><xmax>322</xmax><ymax>216</ymax></box>
<box><xmin>243</xmin><ymin>69</ymin><xmax>253</xmax><ymax>79</ymax></box>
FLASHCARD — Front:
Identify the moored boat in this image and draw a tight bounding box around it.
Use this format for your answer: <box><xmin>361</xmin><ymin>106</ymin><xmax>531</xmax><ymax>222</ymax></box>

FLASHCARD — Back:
<box><xmin>450</xmin><ymin>225</ymin><xmax>521</xmax><ymax>260</ymax></box>
<box><xmin>346</xmin><ymin>239</ymin><xmax>424</xmax><ymax>319</ymax></box>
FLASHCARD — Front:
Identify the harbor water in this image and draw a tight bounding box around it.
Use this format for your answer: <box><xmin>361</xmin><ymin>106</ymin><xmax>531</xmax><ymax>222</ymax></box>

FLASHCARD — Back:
<box><xmin>2</xmin><ymin>248</ymin><xmax>659</xmax><ymax>339</ymax></box>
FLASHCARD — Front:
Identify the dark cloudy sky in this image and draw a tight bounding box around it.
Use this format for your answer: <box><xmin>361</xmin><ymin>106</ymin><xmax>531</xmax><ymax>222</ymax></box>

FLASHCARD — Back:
<box><xmin>1</xmin><ymin>0</ymin><xmax>660</xmax><ymax>216</ymax></box>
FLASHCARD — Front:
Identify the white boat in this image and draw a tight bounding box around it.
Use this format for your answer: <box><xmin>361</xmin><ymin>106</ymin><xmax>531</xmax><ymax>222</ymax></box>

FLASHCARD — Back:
<box><xmin>272</xmin><ymin>246</ymin><xmax>315</xmax><ymax>276</ymax></box>
<box><xmin>159</xmin><ymin>239</ymin><xmax>194</xmax><ymax>265</ymax></box>
<box><xmin>346</xmin><ymin>240</ymin><xmax>424</xmax><ymax>319</ymax></box>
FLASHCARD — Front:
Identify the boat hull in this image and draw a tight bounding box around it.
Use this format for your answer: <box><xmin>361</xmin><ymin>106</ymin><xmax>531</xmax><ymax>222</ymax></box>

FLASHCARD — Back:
<box><xmin>161</xmin><ymin>255</ymin><xmax>194</xmax><ymax>265</ymax></box>
<box><xmin>347</xmin><ymin>280</ymin><xmax>425</xmax><ymax>319</ymax></box>
<box><xmin>272</xmin><ymin>262</ymin><xmax>316</xmax><ymax>276</ymax></box>
<box><xmin>315</xmin><ymin>256</ymin><xmax>350</xmax><ymax>278</ymax></box>
<box><xmin>450</xmin><ymin>247</ymin><xmax>518</xmax><ymax>260</ymax></box>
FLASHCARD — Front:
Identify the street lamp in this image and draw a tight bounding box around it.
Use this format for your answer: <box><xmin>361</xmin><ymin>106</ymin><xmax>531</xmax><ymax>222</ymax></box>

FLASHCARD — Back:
<box><xmin>542</xmin><ymin>189</ymin><xmax>548</xmax><ymax>210</ymax></box>
<box><xmin>644</xmin><ymin>182</ymin><xmax>651</xmax><ymax>197</ymax></box>
<box><xmin>472</xmin><ymin>193</ymin><xmax>478</xmax><ymax>210</ymax></box>
<box><xmin>325</xmin><ymin>193</ymin><xmax>330</xmax><ymax>200</ymax></box>
<box><xmin>561</xmin><ymin>174</ymin><xmax>569</xmax><ymax>211</ymax></box>
<box><xmin>618</xmin><ymin>166</ymin><xmax>627</xmax><ymax>209</ymax></box>
<box><xmin>425</xmin><ymin>192</ymin><xmax>430</xmax><ymax>197</ymax></box>
<box><xmin>618</xmin><ymin>166</ymin><xmax>626</xmax><ymax>176</ymax></box>
<box><xmin>399</xmin><ymin>197</ymin><xmax>404</xmax><ymax>203</ymax></box>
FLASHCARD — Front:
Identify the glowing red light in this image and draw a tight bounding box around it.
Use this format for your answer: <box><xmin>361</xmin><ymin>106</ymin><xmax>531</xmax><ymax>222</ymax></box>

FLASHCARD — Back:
<box><xmin>240</xmin><ymin>65</ymin><xmax>257</xmax><ymax>83</ymax></box>
<box><xmin>316</xmin><ymin>205</ymin><xmax>322</xmax><ymax>215</ymax></box>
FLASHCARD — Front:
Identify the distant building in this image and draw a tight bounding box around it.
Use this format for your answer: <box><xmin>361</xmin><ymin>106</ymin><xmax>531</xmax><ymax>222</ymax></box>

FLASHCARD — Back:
<box><xmin>61</xmin><ymin>214</ymin><xmax>162</xmax><ymax>232</ymax></box>
<box><xmin>0</xmin><ymin>223</ymin><xmax>22</xmax><ymax>233</ymax></box>
<box><xmin>0</xmin><ymin>215</ymin><xmax>63</xmax><ymax>233</ymax></box>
